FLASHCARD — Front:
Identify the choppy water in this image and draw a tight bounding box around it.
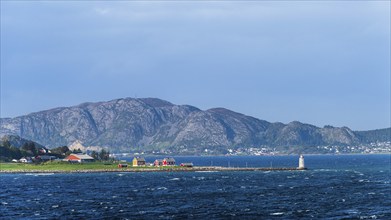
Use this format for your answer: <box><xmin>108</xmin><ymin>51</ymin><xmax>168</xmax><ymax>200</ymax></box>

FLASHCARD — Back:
<box><xmin>1</xmin><ymin>155</ymin><xmax>390</xmax><ymax>219</ymax></box>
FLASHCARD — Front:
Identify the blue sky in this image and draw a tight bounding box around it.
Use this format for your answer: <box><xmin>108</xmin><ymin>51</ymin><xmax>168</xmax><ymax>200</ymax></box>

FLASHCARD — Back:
<box><xmin>1</xmin><ymin>1</ymin><xmax>390</xmax><ymax>131</ymax></box>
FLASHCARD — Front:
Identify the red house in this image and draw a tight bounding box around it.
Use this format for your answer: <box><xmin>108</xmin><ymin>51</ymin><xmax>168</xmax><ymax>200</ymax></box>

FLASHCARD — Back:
<box><xmin>163</xmin><ymin>158</ymin><xmax>175</xmax><ymax>166</ymax></box>
<box><xmin>154</xmin><ymin>158</ymin><xmax>176</xmax><ymax>166</ymax></box>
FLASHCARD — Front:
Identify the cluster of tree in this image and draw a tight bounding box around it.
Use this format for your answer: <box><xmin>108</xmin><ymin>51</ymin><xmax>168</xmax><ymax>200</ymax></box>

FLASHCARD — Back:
<box><xmin>0</xmin><ymin>138</ymin><xmax>113</xmax><ymax>162</ymax></box>
<box><xmin>51</xmin><ymin>146</ymin><xmax>86</xmax><ymax>158</ymax></box>
<box><xmin>0</xmin><ymin>140</ymin><xmax>22</xmax><ymax>162</ymax></box>
<box><xmin>0</xmin><ymin>140</ymin><xmax>43</xmax><ymax>162</ymax></box>
<box><xmin>89</xmin><ymin>149</ymin><xmax>111</xmax><ymax>161</ymax></box>
<box><xmin>0</xmin><ymin>140</ymin><xmax>75</xmax><ymax>162</ymax></box>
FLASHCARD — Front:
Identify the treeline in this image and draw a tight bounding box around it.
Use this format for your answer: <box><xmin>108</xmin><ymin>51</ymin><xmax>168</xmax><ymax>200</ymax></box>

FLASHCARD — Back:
<box><xmin>0</xmin><ymin>140</ymin><xmax>71</xmax><ymax>162</ymax></box>
<box><xmin>0</xmin><ymin>139</ymin><xmax>112</xmax><ymax>162</ymax></box>
<box><xmin>89</xmin><ymin>149</ymin><xmax>111</xmax><ymax>161</ymax></box>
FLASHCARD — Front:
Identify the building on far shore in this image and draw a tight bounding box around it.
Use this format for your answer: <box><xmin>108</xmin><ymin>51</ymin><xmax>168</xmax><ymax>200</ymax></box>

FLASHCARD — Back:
<box><xmin>36</xmin><ymin>155</ymin><xmax>57</xmax><ymax>162</ymax></box>
<box><xmin>65</xmin><ymin>154</ymin><xmax>95</xmax><ymax>163</ymax></box>
<box><xmin>19</xmin><ymin>157</ymin><xmax>33</xmax><ymax>163</ymax></box>
<box><xmin>154</xmin><ymin>159</ymin><xmax>163</xmax><ymax>167</ymax></box>
<box><xmin>163</xmin><ymin>157</ymin><xmax>176</xmax><ymax>166</ymax></box>
<box><xmin>153</xmin><ymin>157</ymin><xmax>176</xmax><ymax>167</ymax></box>
<box><xmin>180</xmin><ymin>163</ymin><xmax>193</xmax><ymax>167</ymax></box>
<box><xmin>132</xmin><ymin>157</ymin><xmax>146</xmax><ymax>166</ymax></box>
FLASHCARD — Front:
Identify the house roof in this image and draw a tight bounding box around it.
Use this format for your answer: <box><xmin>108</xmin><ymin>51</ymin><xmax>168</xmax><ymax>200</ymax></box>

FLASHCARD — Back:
<box><xmin>38</xmin><ymin>155</ymin><xmax>56</xmax><ymax>160</ymax></box>
<box><xmin>20</xmin><ymin>157</ymin><xmax>26</xmax><ymax>160</ymax></box>
<box><xmin>134</xmin><ymin>157</ymin><xmax>146</xmax><ymax>162</ymax></box>
<box><xmin>67</xmin><ymin>154</ymin><xmax>94</xmax><ymax>160</ymax></box>
<box><xmin>20</xmin><ymin>157</ymin><xmax>32</xmax><ymax>160</ymax></box>
<box><xmin>164</xmin><ymin>158</ymin><xmax>175</xmax><ymax>162</ymax></box>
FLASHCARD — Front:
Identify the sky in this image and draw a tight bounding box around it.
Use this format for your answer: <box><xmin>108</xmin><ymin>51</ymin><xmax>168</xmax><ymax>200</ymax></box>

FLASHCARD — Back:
<box><xmin>1</xmin><ymin>1</ymin><xmax>390</xmax><ymax>131</ymax></box>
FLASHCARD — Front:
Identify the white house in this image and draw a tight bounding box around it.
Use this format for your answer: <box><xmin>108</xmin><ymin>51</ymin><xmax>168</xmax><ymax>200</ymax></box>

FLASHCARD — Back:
<box><xmin>19</xmin><ymin>157</ymin><xmax>32</xmax><ymax>163</ymax></box>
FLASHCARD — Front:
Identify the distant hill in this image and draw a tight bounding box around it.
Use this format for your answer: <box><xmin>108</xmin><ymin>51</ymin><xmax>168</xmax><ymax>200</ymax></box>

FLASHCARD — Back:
<box><xmin>0</xmin><ymin>135</ymin><xmax>46</xmax><ymax>162</ymax></box>
<box><xmin>0</xmin><ymin>97</ymin><xmax>389</xmax><ymax>154</ymax></box>
<box><xmin>0</xmin><ymin>135</ymin><xmax>44</xmax><ymax>149</ymax></box>
<box><xmin>354</xmin><ymin>128</ymin><xmax>391</xmax><ymax>143</ymax></box>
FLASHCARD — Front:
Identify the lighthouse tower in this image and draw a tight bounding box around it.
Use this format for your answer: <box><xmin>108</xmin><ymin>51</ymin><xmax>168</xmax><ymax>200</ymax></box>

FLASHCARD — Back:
<box><xmin>298</xmin><ymin>155</ymin><xmax>305</xmax><ymax>170</ymax></box>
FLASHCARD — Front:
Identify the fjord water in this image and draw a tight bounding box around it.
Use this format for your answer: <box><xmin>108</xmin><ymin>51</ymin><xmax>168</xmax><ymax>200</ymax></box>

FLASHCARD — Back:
<box><xmin>1</xmin><ymin>155</ymin><xmax>390</xmax><ymax>219</ymax></box>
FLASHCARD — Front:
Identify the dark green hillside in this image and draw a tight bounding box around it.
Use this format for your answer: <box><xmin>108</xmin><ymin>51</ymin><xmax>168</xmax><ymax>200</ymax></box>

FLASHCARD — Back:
<box><xmin>354</xmin><ymin>128</ymin><xmax>391</xmax><ymax>143</ymax></box>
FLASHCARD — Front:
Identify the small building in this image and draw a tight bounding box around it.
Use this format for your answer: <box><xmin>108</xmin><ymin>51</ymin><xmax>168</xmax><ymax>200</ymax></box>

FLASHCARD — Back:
<box><xmin>19</xmin><ymin>157</ymin><xmax>32</xmax><ymax>163</ymax></box>
<box><xmin>153</xmin><ymin>158</ymin><xmax>176</xmax><ymax>167</ymax></box>
<box><xmin>154</xmin><ymin>159</ymin><xmax>163</xmax><ymax>167</ymax></box>
<box><xmin>132</xmin><ymin>157</ymin><xmax>146</xmax><ymax>167</ymax></box>
<box><xmin>65</xmin><ymin>154</ymin><xmax>95</xmax><ymax>163</ymax></box>
<box><xmin>163</xmin><ymin>157</ymin><xmax>175</xmax><ymax>166</ymax></box>
<box><xmin>180</xmin><ymin>163</ymin><xmax>193</xmax><ymax>167</ymax></box>
<box><xmin>36</xmin><ymin>155</ymin><xmax>57</xmax><ymax>161</ymax></box>
<box><xmin>38</xmin><ymin>148</ymin><xmax>48</xmax><ymax>154</ymax></box>
<box><xmin>118</xmin><ymin>164</ymin><xmax>128</xmax><ymax>168</ymax></box>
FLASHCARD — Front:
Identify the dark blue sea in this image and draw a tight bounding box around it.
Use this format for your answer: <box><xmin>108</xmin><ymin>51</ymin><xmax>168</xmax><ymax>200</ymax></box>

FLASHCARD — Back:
<box><xmin>1</xmin><ymin>154</ymin><xmax>390</xmax><ymax>219</ymax></box>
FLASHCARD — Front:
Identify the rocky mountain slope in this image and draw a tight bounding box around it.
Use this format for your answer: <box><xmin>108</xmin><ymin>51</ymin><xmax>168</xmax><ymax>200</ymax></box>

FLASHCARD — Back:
<box><xmin>0</xmin><ymin>98</ymin><xmax>389</xmax><ymax>153</ymax></box>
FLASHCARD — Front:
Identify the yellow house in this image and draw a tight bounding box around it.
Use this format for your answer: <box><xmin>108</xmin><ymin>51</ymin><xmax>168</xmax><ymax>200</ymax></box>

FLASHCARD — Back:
<box><xmin>132</xmin><ymin>157</ymin><xmax>146</xmax><ymax>166</ymax></box>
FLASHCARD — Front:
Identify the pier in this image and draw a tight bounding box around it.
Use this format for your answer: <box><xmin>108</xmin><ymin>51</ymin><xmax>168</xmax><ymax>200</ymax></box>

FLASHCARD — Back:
<box><xmin>174</xmin><ymin>166</ymin><xmax>307</xmax><ymax>172</ymax></box>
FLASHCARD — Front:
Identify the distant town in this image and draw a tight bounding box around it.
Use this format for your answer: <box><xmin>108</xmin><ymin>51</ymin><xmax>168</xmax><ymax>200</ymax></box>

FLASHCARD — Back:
<box><xmin>2</xmin><ymin>132</ymin><xmax>390</xmax><ymax>165</ymax></box>
<box><xmin>114</xmin><ymin>141</ymin><xmax>391</xmax><ymax>157</ymax></box>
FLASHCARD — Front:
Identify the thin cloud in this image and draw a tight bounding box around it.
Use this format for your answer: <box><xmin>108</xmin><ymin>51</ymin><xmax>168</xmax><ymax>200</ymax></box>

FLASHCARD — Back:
<box><xmin>94</xmin><ymin>7</ymin><xmax>110</xmax><ymax>15</ymax></box>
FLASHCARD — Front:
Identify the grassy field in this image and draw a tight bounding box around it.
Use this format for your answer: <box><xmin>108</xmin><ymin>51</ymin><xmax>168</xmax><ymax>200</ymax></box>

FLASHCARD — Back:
<box><xmin>0</xmin><ymin>162</ymin><xmax>118</xmax><ymax>171</ymax></box>
<box><xmin>0</xmin><ymin>161</ymin><xmax>187</xmax><ymax>172</ymax></box>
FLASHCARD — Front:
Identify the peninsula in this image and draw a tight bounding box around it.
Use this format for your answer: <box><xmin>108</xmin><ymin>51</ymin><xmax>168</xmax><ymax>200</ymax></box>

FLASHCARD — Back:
<box><xmin>0</xmin><ymin>166</ymin><xmax>307</xmax><ymax>174</ymax></box>
<box><xmin>0</xmin><ymin>155</ymin><xmax>307</xmax><ymax>174</ymax></box>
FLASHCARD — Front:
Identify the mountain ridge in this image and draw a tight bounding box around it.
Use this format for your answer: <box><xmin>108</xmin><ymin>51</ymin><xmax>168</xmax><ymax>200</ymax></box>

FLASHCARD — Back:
<box><xmin>1</xmin><ymin>97</ymin><xmax>389</xmax><ymax>154</ymax></box>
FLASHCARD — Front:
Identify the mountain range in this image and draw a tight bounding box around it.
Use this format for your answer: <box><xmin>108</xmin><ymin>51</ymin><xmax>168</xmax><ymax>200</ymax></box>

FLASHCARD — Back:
<box><xmin>0</xmin><ymin>98</ymin><xmax>389</xmax><ymax>154</ymax></box>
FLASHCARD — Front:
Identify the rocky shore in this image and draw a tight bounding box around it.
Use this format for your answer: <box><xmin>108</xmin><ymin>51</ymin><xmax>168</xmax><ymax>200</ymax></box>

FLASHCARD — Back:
<box><xmin>0</xmin><ymin>166</ymin><xmax>306</xmax><ymax>174</ymax></box>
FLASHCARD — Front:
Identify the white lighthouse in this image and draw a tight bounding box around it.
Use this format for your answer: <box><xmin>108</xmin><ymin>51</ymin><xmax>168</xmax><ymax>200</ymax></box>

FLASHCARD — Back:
<box><xmin>298</xmin><ymin>154</ymin><xmax>305</xmax><ymax>169</ymax></box>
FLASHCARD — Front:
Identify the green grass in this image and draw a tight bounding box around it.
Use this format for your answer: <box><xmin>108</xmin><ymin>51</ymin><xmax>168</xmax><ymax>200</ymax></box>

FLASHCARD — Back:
<box><xmin>0</xmin><ymin>162</ymin><xmax>187</xmax><ymax>172</ymax></box>
<box><xmin>0</xmin><ymin>162</ymin><xmax>119</xmax><ymax>171</ymax></box>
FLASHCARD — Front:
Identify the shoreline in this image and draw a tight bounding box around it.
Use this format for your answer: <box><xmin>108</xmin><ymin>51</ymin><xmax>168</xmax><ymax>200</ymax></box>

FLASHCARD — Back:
<box><xmin>0</xmin><ymin>166</ymin><xmax>307</xmax><ymax>174</ymax></box>
<box><xmin>114</xmin><ymin>153</ymin><xmax>391</xmax><ymax>157</ymax></box>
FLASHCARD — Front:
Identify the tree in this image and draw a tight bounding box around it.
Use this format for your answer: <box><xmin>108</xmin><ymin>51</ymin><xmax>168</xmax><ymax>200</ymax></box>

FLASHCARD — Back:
<box><xmin>99</xmin><ymin>149</ymin><xmax>110</xmax><ymax>161</ymax></box>
<box><xmin>50</xmin><ymin>146</ymin><xmax>71</xmax><ymax>159</ymax></box>
<box><xmin>0</xmin><ymin>145</ymin><xmax>22</xmax><ymax>161</ymax></box>
<box><xmin>2</xmin><ymin>140</ymin><xmax>11</xmax><ymax>148</ymax></box>
<box><xmin>21</xmin><ymin>142</ymin><xmax>37</xmax><ymax>156</ymax></box>
<box><xmin>90</xmin><ymin>150</ymin><xmax>99</xmax><ymax>160</ymax></box>
<box><xmin>72</xmin><ymin>148</ymin><xmax>82</xmax><ymax>154</ymax></box>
